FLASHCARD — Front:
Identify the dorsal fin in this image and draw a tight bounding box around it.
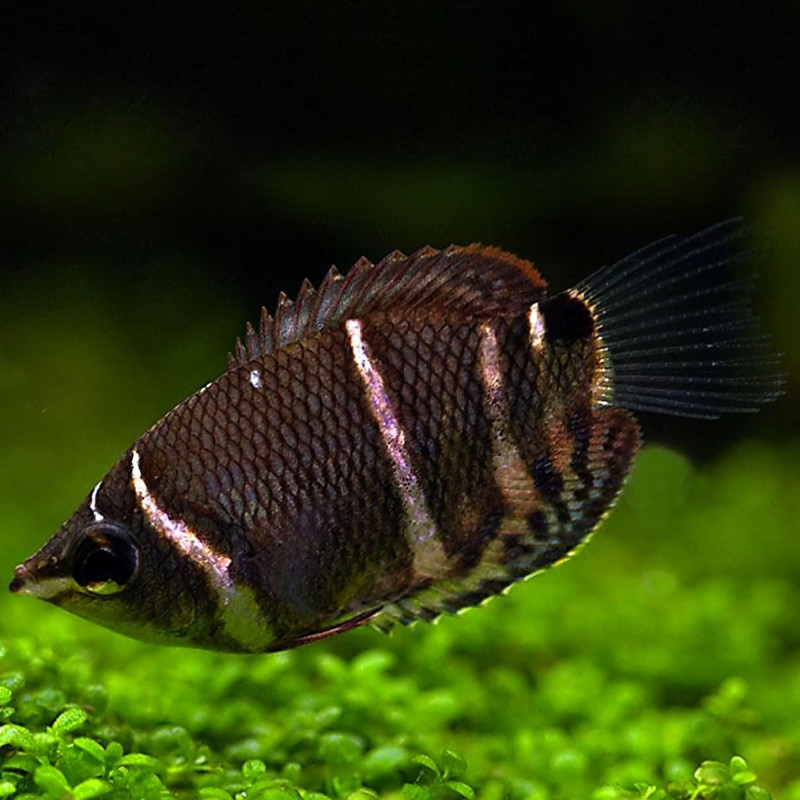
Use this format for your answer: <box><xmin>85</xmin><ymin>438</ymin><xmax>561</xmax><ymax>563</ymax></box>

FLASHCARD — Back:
<box><xmin>228</xmin><ymin>244</ymin><xmax>546</xmax><ymax>367</ymax></box>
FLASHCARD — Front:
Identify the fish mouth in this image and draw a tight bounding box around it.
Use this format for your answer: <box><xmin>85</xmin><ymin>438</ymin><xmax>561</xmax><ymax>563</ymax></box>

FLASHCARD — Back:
<box><xmin>8</xmin><ymin>563</ymin><xmax>70</xmax><ymax>599</ymax></box>
<box><xmin>9</xmin><ymin>556</ymin><xmax>74</xmax><ymax>600</ymax></box>
<box><xmin>9</xmin><ymin>564</ymin><xmax>31</xmax><ymax>594</ymax></box>
<box><xmin>8</xmin><ymin>563</ymin><xmax>74</xmax><ymax>603</ymax></box>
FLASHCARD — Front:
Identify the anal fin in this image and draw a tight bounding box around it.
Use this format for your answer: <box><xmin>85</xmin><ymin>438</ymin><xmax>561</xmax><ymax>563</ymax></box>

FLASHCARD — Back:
<box><xmin>269</xmin><ymin>608</ymin><xmax>384</xmax><ymax>651</ymax></box>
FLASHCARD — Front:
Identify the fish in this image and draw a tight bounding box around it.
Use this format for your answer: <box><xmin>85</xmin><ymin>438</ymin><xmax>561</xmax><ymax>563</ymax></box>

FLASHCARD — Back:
<box><xmin>9</xmin><ymin>220</ymin><xmax>784</xmax><ymax>653</ymax></box>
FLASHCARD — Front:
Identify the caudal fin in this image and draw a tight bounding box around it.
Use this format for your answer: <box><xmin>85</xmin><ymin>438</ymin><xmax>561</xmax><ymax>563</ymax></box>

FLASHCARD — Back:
<box><xmin>576</xmin><ymin>219</ymin><xmax>785</xmax><ymax>419</ymax></box>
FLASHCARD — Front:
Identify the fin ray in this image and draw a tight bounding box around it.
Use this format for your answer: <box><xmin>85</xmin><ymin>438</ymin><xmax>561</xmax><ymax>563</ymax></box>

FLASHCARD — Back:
<box><xmin>577</xmin><ymin>219</ymin><xmax>785</xmax><ymax>418</ymax></box>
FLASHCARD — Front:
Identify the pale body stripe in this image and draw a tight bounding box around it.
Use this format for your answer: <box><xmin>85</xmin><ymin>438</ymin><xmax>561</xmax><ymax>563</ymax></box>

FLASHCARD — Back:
<box><xmin>527</xmin><ymin>303</ymin><xmax>598</xmax><ymax>553</ymax></box>
<box><xmin>384</xmin><ymin>319</ymin><xmax>550</xmax><ymax>619</ymax></box>
<box><xmin>130</xmin><ymin>449</ymin><xmax>272</xmax><ymax>650</ymax></box>
<box><xmin>345</xmin><ymin>318</ymin><xmax>446</xmax><ymax>577</ymax></box>
<box><xmin>478</xmin><ymin>320</ymin><xmax>555</xmax><ymax>533</ymax></box>
<box><xmin>528</xmin><ymin>302</ymin><xmax>546</xmax><ymax>350</ymax></box>
<box><xmin>89</xmin><ymin>481</ymin><xmax>104</xmax><ymax>522</ymax></box>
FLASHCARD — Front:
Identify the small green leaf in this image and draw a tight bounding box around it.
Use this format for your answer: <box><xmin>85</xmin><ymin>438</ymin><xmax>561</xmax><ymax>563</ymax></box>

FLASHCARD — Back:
<box><xmin>198</xmin><ymin>789</ymin><xmax>234</xmax><ymax>799</ymax></box>
<box><xmin>402</xmin><ymin>785</ymin><xmax>431</xmax><ymax>800</ymax></box>
<box><xmin>330</xmin><ymin>775</ymin><xmax>361</xmax><ymax>796</ymax></box>
<box><xmin>51</xmin><ymin>707</ymin><xmax>89</xmax><ymax>735</ymax></box>
<box><xmin>34</xmin><ymin>765</ymin><xmax>69</xmax><ymax>793</ymax></box>
<box><xmin>444</xmin><ymin>781</ymin><xmax>476</xmax><ymax>800</ymax></box>
<box><xmin>730</xmin><ymin>756</ymin><xmax>748</xmax><ymax>774</ymax></box>
<box><xmin>0</xmin><ymin>781</ymin><xmax>17</xmax><ymax>798</ymax></box>
<box><xmin>105</xmin><ymin>742</ymin><xmax>124</xmax><ymax>763</ymax></box>
<box><xmin>116</xmin><ymin>753</ymin><xmax>160</xmax><ymax>770</ymax></box>
<box><xmin>243</xmin><ymin>758</ymin><xmax>268</xmax><ymax>780</ymax></box>
<box><xmin>732</xmin><ymin>771</ymin><xmax>758</xmax><ymax>785</ymax></box>
<box><xmin>0</xmin><ymin>724</ymin><xmax>35</xmax><ymax>750</ymax></box>
<box><xmin>31</xmin><ymin>730</ymin><xmax>57</xmax><ymax>757</ymax></box>
<box><xmin>0</xmin><ymin>687</ymin><xmax>12</xmax><ymax>706</ymax></box>
<box><xmin>3</xmin><ymin>753</ymin><xmax>40</xmax><ymax>774</ymax></box>
<box><xmin>73</xmin><ymin>778</ymin><xmax>112</xmax><ymax>799</ymax></box>
<box><xmin>58</xmin><ymin>742</ymin><xmax>106</xmax><ymax>786</ymax></box>
<box><xmin>694</xmin><ymin>761</ymin><xmax>727</xmax><ymax>786</ymax></box>
<box><xmin>441</xmin><ymin>749</ymin><xmax>467</xmax><ymax>780</ymax></box>
<box><xmin>74</xmin><ymin>738</ymin><xmax>107</xmax><ymax>764</ymax></box>
<box><xmin>119</xmin><ymin>770</ymin><xmax>165</xmax><ymax>799</ymax></box>
<box><xmin>412</xmin><ymin>754</ymin><xmax>440</xmax><ymax>781</ymax></box>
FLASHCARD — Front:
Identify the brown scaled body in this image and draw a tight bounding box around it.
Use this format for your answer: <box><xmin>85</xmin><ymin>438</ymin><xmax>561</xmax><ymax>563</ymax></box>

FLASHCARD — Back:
<box><xmin>10</xmin><ymin>223</ymin><xmax>782</xmax><ymax>652</ymax></box>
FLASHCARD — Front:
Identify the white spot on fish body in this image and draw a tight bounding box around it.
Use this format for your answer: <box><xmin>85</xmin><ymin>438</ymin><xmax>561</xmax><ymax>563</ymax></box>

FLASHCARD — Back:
<box><xmin>249</xmin><ymin>369</ymin><xmax>262</xmax><ymax>389</ymax></box>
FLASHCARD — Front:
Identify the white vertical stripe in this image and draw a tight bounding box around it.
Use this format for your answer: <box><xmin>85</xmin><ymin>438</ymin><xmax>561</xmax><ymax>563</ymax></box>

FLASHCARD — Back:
<box><xmin>130</xmin><ymin>449</ymin><xmax>272</xmax><ymax>650</ymax></box>
<box><xmin>478</xmin><ymin>322</ymin><xmax>548</xmax><ymax>528</ymax></box>
<box><xmin>345</xmin><ymin>319</ymin><xmax>446</xmax><ymax>577</ymax></box>
<box><xmin>381</xmin><ymin>320</ymin><xmax>557</xmax><ymax>627</ymax></box>
<box><xmin>89</xmin><ymin>481</ymin><xmax>104</xmax><ymax>522</ymax></box>
<box><xmin>132</xmin><ymin>450</ymin><xmax>230</xmax><ymax>578</ymax></box>
<box><xmin>528</xmin><ymin>303</ymin><xmax>546</xmax><ymax>350</ymax></box>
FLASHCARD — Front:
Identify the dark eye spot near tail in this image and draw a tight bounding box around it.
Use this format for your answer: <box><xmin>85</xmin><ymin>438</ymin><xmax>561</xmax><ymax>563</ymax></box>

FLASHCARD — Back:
<box><xmin>527</xmin><ymin>511</ymin><xmax>548</xmax><ymax>537</ymax></box>
<box><xmin>531</xmin><ymin>454</ymin><xmax>564</xmax><ymax>501</ymax></box>
<box><xmin>541</xmin><ymin>293</ymin><xmax>595</xmax><ymax>346</ymax></box>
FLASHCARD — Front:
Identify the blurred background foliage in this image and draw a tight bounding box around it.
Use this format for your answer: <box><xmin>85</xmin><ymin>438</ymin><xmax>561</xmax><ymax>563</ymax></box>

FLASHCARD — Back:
<box><xmin>0</xmin><ymin>1</ymin><xmax>799</xmax><ymax>796</ymax></box>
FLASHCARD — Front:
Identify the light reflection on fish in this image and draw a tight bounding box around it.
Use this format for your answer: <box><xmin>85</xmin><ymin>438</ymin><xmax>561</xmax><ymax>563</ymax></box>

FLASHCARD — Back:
<box><xmin>10</xmin><ymin>220</ymin><xmax>783</xmax><ymax>652</ymax></box>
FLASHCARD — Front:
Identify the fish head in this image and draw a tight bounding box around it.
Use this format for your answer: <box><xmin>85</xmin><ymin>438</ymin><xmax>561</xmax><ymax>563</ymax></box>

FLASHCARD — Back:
<box><xmin>9</xmin><ymin>450</ymin><xmax>211</xmax><ymax>647</ymax></box>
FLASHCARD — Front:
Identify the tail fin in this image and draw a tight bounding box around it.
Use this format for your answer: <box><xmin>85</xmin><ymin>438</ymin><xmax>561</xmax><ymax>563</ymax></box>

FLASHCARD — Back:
<box><xmin>576</xmin><ymin>219</ymin><xmax>785</xmax><ymax>419</ymax></box>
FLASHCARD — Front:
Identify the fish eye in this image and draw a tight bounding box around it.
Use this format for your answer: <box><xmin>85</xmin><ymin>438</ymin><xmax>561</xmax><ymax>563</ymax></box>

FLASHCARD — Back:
<box><xmin>72</xmin><ymin>522</ymin><xmax>140</xmax><ymax>596</ymax></box>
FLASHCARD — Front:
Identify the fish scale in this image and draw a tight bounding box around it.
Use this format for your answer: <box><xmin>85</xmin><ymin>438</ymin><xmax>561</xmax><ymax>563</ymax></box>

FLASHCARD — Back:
<box><xmin>10</xmin><ymin>220</ymin><xmax>784</xmax><ymax>652</ymax></box>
